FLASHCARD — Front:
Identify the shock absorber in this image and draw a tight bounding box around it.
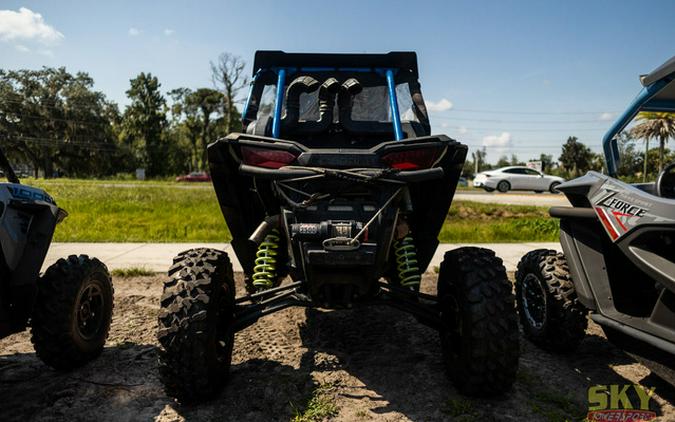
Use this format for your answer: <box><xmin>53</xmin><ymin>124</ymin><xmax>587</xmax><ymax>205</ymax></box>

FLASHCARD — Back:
<box><xmin>393</xmin><ymin>235</ymin><xmax>421</xmax><ymax>288</ymax></box>
<box><xmin>252</xmin><ymin>229</ymin><xmax>281</xmax><ymax>289</ymax></box>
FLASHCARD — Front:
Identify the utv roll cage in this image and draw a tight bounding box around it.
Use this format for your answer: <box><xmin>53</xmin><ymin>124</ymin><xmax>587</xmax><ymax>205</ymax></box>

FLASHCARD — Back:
<box><xmin>241</xmin><ymin>51</ymin><xmax>431</xmax><ymax>143</ymax></box>
<box><xmin>603</xmin><ymin>56</ymin><xmax>675</xmax><ymax>176</ymax></box>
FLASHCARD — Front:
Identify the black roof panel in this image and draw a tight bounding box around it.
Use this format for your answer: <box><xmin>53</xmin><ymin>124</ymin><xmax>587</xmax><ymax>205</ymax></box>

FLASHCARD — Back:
<box><xmin>252</xmin><ymin>51</ymin><xmax>419</xmax><ymax>78</ymax></box>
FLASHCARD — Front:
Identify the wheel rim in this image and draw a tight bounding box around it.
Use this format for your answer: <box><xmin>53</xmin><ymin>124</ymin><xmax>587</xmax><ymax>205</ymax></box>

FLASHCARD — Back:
<box><xmin>76</xmin><ymin>283</ymin><xmax>105</xmax><ymax>340</ymax></box>
<box><xmin>498</xmin><ymin>181</ymin><xmax>508</xmax><ymax>191</ymax></box>
<box><xmin>521</xmin><ymin>274</ymin><xmax>547</xmax><ymax>330</ymax></box>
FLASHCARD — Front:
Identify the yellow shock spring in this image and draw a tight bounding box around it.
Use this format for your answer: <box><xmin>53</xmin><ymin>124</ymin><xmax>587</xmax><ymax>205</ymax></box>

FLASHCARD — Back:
<box><xmin>394</xmin><ymin>235</ymin><xmax>421</xmax><ymax>287</ymax></box>
<box><xmin>252</xmin><ymin>229</ymin><xmax>280</xmax><ymax>289</ymax></box>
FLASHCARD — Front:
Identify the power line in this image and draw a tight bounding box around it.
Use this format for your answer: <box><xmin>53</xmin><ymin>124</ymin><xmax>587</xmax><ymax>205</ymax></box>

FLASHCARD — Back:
<box><xmin>436</xmin><ymin>124</ymin><xmax>606</xmax><ymax>133</ymax></box>
<box><xmin>436</xmin><ymin>108</ymin><xmax>621</xmax><ymax>115</ymax></box>
<box><xmin>431</xmin><ymin>115</ymin><xmax>612</xmax><ymax>124</ymax></box>
<box><xmin>12</xmin><ymin>137</ymin><xmax>119</xmax><ymax>151</ymax></box>
<box><xmin>2</xmin><ymin>111</ymin><xmax>113</xmax><ymax>126</ymax></box>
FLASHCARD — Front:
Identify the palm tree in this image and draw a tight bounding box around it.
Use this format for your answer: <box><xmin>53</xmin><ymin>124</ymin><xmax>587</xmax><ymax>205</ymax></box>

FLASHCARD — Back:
<box><xmin>630</xmin><ymin>112</ymin><xmax>675</xmax><ymax>178</ymax></box>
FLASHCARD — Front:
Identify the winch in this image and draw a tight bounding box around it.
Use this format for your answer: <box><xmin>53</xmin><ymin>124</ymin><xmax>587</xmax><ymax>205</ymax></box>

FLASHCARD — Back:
<box><xmin>290</xmin><ymin>220</ymin><xmax>364</xmax><ymax>241</ymax></box>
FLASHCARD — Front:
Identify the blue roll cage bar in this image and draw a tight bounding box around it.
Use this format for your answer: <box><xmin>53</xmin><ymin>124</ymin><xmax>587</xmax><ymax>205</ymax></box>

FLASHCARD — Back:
<box><xmin>603</xmin><ymin>75</ymin><xmax>675</xmax><ymax>177</ymax></box>
<box><xmin>242</xmin><ymin>67</ymin><xmax>405</xmax><ymax>141</ymax></box>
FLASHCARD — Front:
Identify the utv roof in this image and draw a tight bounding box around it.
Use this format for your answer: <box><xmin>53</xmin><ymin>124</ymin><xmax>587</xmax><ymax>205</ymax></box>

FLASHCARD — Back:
<box><xmin>604</xmin><ymin>55</ymin><xmax>675</xmax><ymax>176</ymax></box>
<box><xmin>252</xmin><ymin>51</ymin><xmax>419</xmax><ymax>78</ymax></box>
<box><xmin>641</xmin><ymin>56</ymin><xmax>675</xmax><ymax>87</ymax></box>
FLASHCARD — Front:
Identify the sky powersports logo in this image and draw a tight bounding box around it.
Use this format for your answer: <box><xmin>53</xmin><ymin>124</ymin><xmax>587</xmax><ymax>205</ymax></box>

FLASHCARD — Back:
<box><xmin>587</xmin><ymin>385</ymin><xmax>656</xmax><ymax>421</ymax></box>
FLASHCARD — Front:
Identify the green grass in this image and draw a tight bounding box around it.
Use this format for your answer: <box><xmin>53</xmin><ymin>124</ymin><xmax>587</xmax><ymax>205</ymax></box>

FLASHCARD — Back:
<box><xmin>25</xmin><ymin>179</ymin><xmax>558</xmax><ymax>243</ymax></box>
<box><xmin>26</xmin><ymin>179</ymin><xmax>228</xmax><ymax>242</ymax></box>
<box><xmin>442</xmin><ymin>398</ymin><xmax>476</xmax><ymax>418</ymax></box>
<box><xmin>110</xmin><ymin>267</ymin><xmax>156</xmax><ymax>277</ymax></box>
<box><xmin>290</xmin><ymin>383</ymin><xmax>339</xmax><ymax>422</ymax></box>
<box><xmin>440</xmin><ymin>201</ymin><xmax>559</xmax><ymax>242</ymax></box>
<box><xmin>517</xmin><ymin>369</ymin><xmax>586</xmax><ymax>422</ymax></box>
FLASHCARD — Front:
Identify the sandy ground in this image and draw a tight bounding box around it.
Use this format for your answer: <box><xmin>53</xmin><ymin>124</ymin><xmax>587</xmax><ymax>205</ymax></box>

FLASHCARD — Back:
<box><xmin>1</xmin><ymin>273</ymin><xmax>673</xmax><ymax>422</ymax></box>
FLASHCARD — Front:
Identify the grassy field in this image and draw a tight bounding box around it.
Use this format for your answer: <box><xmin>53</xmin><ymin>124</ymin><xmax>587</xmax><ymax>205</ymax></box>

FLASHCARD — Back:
<box><xmin>25</xmin><ymin>179</ymin><xmax>559</xmax><ymax>243</ymax></box>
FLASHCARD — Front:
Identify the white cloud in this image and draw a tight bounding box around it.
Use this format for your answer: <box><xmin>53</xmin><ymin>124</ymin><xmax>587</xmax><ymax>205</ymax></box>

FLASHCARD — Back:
<box><xmin>0</xmin><ymin>7</ymin><xmax>63</xmax><ymax>45</ymax></box>
<box><xmin>599</xmin><ymin>112</ymin><xmax>615</xmax><ymax>121</ymax></box>
<box><xmin>482</xmin><ymin>132</ymin><xmax>512</xmax><ymax>147</ymax></box>
<box><xmin>426</xmin><ymin>98</ymin><xmax>453</xmax><ymax>113</ymax></box>
<box><xmin>128</xmin><ymin>27</ymin><xmax>141</xmax><ymax>36</ymax></box>
<box><xmin>15</xmin><ymin>44</ymin><xmax>30</xmax><ymax>53</ymax></box>
<box><xmin>458</xmin><ymin>126</ymin><xmax>468</xmax><ymax>134</ymax></box>
<box><xmin>38</xmin><ymin>49</ymin><xmax>54</xmax><ymax>57</ymax></box>
<box><xmin>163</xmin><ymin>28</ymin><xmax>175</xmax><ymax>36</ymax></box>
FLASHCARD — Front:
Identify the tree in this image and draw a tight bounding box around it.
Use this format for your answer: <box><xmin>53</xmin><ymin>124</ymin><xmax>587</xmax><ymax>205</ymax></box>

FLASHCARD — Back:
<box><xmin>509</xmin><ymin>154</ymin><xmax>525</xmax><ymax>166</ymax></box>
<box><xmin>559</xmin><ymin>136</ymin><xmax>593</xmax><ymax>178</ymax></box>
<box><xmin>121</xmin><ymin>73</ymin><xmax>168</xmax><ymax>176</ymax></box>
<box><xmin>210</xmin><ymin>53</ymin><xmax>248</xmax><ymax>134</ymax></box>
<box><xmin>169</xmin><ymin>87</ymin><xmax>225</xmax><ymax>170</ymax></box>
<box><xmin>496</xmin><ymin>155</ymin><xmax>510</xmax><ymax>168</ymax></box>
<box><xmin>0</xmin><ymin>67</ymin><xmax>120</xmax><ymax>177</ymax></box>
<box><xmin>463</xmin><ymin>147</ymin><xmax>487</xmax><ymax>178</ymax></box>
<box><xmin>616</xmin><ymin>131</ymin><xmax>642</xmax><ymax>180</ymax></box>
<box><xmin>630</xmin><ymin>112</ymin><xmax>675</xmax><ymax>175</ymax></box>
<box><xmin>537</xmin><ymin>154</ymin><xmax>553</xmax><ymax>172</ymax></box>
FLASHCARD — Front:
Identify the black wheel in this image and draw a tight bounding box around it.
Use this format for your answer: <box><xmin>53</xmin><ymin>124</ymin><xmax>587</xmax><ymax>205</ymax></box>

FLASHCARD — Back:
<box><xmin>157</xmin><ymin>248</ymin><xmax>236</xmax><ymax>403</ymax></box>
<box><xmin>437</xmin><ymin>247</ymin><xmax>519</xmax><ymax>396</ymax></box>
<box><xmin>31</xmin><ymin>255</ymin><xmax>113</xmax><ymax>369</ymax></box>
<box><xmin>549</xmin><ymin>182</ymin><xmax>561</xmax><ymax>193</ymax></box>
<box><xmin>515</xmin><ymin>249</ymin><xmax>587</xmax><ymax>353</ymax></box>
<box><xmin>497</xmin><ymin>180</ymin><xmax>510</xmax><ymax>193</ymax></box>
<box><xmin>483</xmin><ymin>187</ymin><xmax>495</xmax><ymax>192</ymax></box>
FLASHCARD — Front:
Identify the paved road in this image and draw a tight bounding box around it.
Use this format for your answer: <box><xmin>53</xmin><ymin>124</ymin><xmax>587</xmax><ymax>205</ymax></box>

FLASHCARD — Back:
<box><xmin>34</xmin><ymin>181</ymin><xmax>569</xmax><ymax>206</ymax></box>
<box><xmin>45</xmin><ymin>242</ymin><xmax>561</xmax><ymax>274</ymax></box>
<box><xmin>454</xmin><ymin>190</ymin><xmax>569</xmax><ymax>207</ymax></box>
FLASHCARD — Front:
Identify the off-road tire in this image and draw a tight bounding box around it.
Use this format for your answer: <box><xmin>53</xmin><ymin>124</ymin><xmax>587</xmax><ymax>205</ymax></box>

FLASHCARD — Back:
<box><xmin>549</xmin><ymin>182</ymin><xmax>561</xmax><ymax>193</ymax></box>
<box><xmin>515</xmin><ymin>249</ymin><xmax>587</xmax><ymax>353</ymax></box>
<box><xmin>437</xmin><ymin>247</ymin><xmax>520</xmax><ymax>396</ymax></box>
<box><xmin>497</xmin><ymin>180</ymin><xmax>510</xmax><ymax>193</ymax></box>
<box><xmin>31</xmin><ymin>255</ymin><xmax>113</xmax><ymax>370</ymax></box>
<box><xmin>157</xmin><ymin>248</ymin><xmax>236</xmax><ymax>404</ymax></box>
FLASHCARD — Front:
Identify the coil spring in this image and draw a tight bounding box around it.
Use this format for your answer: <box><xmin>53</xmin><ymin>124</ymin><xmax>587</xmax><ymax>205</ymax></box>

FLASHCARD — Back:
<box><xmin>393</xmin><ymin>235</ymin><xmax>421</xmax><ymax>287</ymax></box>
<box><xmin>252</xmin><ymin>229</ymin><xmax>280</xmax><ymax>289</ymax></box>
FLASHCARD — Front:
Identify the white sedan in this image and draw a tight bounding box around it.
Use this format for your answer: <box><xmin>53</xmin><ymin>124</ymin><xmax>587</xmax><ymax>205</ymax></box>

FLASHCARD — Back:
<box><xmin>473</xmin><ymin>166</ymin><xmax>565</xmax><ymax>193</ymax></box>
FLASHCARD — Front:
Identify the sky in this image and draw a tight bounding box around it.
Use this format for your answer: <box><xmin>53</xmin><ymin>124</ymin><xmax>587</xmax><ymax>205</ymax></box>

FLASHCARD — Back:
<box><xmin>1</xmin><ymin>0</ymin><xmax>674</xmax><ymax>163</ymax></box>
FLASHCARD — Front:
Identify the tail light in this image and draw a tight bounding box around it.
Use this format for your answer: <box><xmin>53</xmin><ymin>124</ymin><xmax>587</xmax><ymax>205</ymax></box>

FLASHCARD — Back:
<box><xmin>381</xmin><ymin>148</ymin><xmax>441</xmax><ymax>170</ymax></box>
<box><xmin>241</xmin><ymin>146</ymin><xmax>297</xmax><ymax>169</ymax></box>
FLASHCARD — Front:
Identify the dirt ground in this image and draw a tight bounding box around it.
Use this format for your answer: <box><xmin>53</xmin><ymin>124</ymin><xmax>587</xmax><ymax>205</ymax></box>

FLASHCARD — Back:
<box><xmin>1</xmin><ymin>273</ymin><xmax>674</xmax><ymax>422</ymax></box>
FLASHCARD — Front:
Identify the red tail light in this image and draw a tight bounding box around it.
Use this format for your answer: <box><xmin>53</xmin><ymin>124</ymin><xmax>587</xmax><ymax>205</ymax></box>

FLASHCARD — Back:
<box><xmin>241</xmin><ymin>147</ymin><xmax>297</xmax><ymax>169</ymax></box>
<box><xmin>381</xmin><ymin>148</ymin><xmax>441</xmax><ymax>170</ymax></box>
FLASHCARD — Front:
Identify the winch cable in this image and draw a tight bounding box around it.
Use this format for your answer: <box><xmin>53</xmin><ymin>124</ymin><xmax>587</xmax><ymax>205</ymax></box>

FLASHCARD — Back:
<box><xmin>349</xmin><ymin>187</ymin><xmax>402</xmax><ymax>245</ymax></box>
<box><xmin>317</xmin><ymin>187</ymin><xmax>403</xmax><ymax>250</ymax></box>
<box><xmin>275</xmin><ymin>166</ymin><xmax>402</xmax><ymax>209</ymax></box>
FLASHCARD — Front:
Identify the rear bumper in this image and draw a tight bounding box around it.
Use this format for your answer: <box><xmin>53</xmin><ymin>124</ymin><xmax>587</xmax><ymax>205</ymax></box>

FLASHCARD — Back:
<box><xmin>473</xmin><ymin>178</ymin><xmax>497</xmax><ymax>188</ymax></box>
<box><xmin>238</xmin><ymin>164</ymin><xmax>444</xmax><ymax>182</ymax></box>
